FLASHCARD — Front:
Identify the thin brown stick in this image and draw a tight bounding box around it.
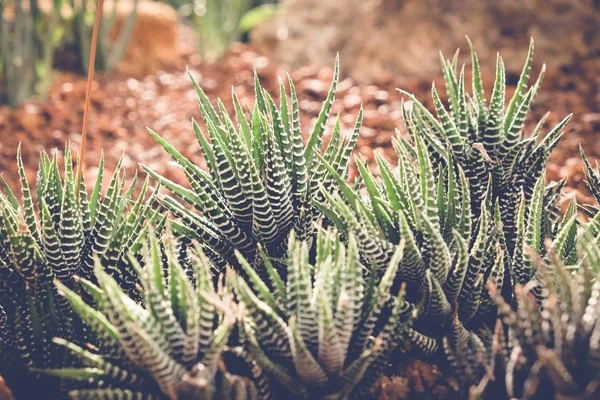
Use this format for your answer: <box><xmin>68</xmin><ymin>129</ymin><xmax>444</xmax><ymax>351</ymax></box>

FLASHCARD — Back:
<box><xmin>76</xmin><ymin>0</ymin><xmax>105</xmax><ymax>200</ymax></box>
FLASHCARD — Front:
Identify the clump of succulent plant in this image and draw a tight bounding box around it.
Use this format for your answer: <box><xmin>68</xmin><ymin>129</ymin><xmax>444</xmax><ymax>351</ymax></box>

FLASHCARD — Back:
<box><xmin>0</xmin><ymin>37</ymin><xmax>592</xmax><ymax>400</ymax></box>
<box><xmin>448</xmin><ymin>240</ymin><xmax>600</xmax><ymax>399</ymax></box>
<box><xmin>318</xmin><ymin>135</ymin><xmax>502</xmax><ymax>354</ymax></box>
<box><xmin>0</xmin><ymin>146</ymin><xmax>160</xmax><ymax>397</ymax></box>
<box><xmin>315</xmin><ymin>41</ymin><xmax>577</xmax><ymax>368</ymax></box>
<box><xmin>398</xmin><ymin>38</ymin><xmax>572</xmax><ymax>257</ymax></box>
<box><xmin>230</xmin><ymin>228</ymin><xmax>414</xmax><ymax>399</ymax></box>
<box><xmin>43</xmin><ymin>230</ymin><xmax>271</xmax><ymax>400</ymax></box>
<box><xmin>142</xmin><ymin>57</ymin><xmax>362</xmax><ymax>273</ymax></box>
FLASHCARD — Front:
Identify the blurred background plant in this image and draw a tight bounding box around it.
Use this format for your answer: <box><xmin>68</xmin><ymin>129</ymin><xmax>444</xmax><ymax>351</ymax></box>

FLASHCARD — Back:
<box><xmin>0</xmin><ymin>0</ymin><xmax>135</xmax><ymax>107</ymax></box>
<box><xmin>0</xmin><ymin>0</ymin><xmax>141</xmax><ymax>106</ymax></box>
<box><xmin>177</xmin><ymin>0</ymin><xmax>277</xmax><ymax>61</ymax></box>
<box><xmin>0</xmin><ymin>0</ymin><xmax>65</xmax><ymax>106</ymax></box>
<box><xmin>68</xmin><ymin>0</ymin><xmax>140</xmax><ymax>72</ymax></box>
<box><xmin>0</xmin><ymin>0</ymin><xmax>276</xmax><ymax>106</ymax></box>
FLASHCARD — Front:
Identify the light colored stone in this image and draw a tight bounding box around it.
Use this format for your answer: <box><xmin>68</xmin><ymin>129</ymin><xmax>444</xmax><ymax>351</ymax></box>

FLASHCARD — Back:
<box><xmin>107</xmin><ymin>0</ymin><xmax>181</xmax><ymax>76</ymax></box>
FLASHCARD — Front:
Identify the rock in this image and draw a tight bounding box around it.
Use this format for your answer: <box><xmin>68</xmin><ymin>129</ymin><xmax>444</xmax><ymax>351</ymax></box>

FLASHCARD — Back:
<box><xmin>343</xmin><ymin>93</ymin><xmax>362</xmax><ymax>110</ymax></box>
<box><xmin>251</xmin><ymin>0</ymin><xmax>600</xmax><ymax>83</ymax></box>
<box><xmin>302</xmin><ymin>79</ymin><xmax>328</xmax><ymax>97</ymax></box>
<box><xmin>108</xmin><ymin>0</ymin><xmax>181</xmax><ymax>76</ymax></box>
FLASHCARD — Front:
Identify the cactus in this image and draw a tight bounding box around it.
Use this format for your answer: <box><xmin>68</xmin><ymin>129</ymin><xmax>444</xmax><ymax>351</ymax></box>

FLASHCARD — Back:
<box><xmin>0</xmin><ymin>0</ymin><xmax>64</xmax><ymax>106</ymax></box>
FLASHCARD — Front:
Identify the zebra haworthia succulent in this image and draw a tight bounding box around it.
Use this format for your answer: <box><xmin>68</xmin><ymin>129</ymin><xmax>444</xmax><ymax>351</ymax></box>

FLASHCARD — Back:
<box><xmin>0</xmin><ymin>40</ymin><xmax>594</xmax><ymax>400</ymax></box>
<box><xmin>231</xmin><ymin>228</ymin><xmax>414</xmax><ymax>399</ymax></box>
<box><xmin>43</xmin><ymin>229</ymin><xmax>270</xmax><ymax>400</ymax></box>
<box><xmin>455</xmin><ymin>241</ymin><xmax>600</xmax><ymax>399</ymax></box>
<box><xmin>398</xmin><ymin>38</ymin><xmax>572</xmax><ymax>256</ymax></box>
<box><xmin>141</xmin><ymin>56</ymin><xmax>362</xmax><ymax>273</ymax></box>
<box><xmin>315</xmin><ymin>40</ymin><xmax>577</xmax><ymax>370</ymax></box>
<box><xmin>0</xmin><ymin>146</ymin><xmax>160</xmax><ymax>397</ymax></box>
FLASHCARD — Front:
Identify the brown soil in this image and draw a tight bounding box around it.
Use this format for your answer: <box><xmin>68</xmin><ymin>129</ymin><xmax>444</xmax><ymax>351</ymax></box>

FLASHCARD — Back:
<box><xmin>376</xmin><ymin>359</ymin><xmax>460</xmax><ymax>400</ymax></box>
